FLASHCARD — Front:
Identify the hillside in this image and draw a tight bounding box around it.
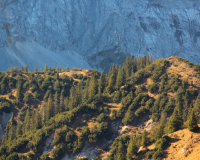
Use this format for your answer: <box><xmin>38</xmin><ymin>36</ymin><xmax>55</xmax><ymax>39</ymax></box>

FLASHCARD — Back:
<box><xmin>0</xmin><ymin>56</ymin><xmax>200</xmax><ymax>160</ymax></box>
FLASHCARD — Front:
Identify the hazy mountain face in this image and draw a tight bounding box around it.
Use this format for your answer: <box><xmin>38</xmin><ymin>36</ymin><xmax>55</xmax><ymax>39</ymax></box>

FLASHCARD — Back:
<box><xmin>0</xmin><ymin>0</ymin><xmax>200</xmax><ymax>70</ymax></box>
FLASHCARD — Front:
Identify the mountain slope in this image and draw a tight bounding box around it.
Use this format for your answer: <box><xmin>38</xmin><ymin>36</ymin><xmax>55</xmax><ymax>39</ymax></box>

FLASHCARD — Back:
<box><xmin>0</xmin><ymin>42</ymin><xmax>91</xmax><ymax>71</ymax></box>
<box><xmin>0</xmin><ymin>56</ymin><xmax>200</xmax><ymax>160</ymax></box>
<box><xmin>1</xmin><ymin>0</ymin><xmax>200</xmax><ymax>70</ymax></box>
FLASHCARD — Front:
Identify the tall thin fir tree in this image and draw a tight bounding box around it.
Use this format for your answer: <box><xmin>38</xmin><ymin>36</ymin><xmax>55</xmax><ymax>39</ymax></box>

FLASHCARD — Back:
<box><xmin>126</xmin><ymin>135</ymin><xmax>138</xmax><ymax>160</ymax></box>
<box><xmin>116</xmin><ymin>66</ymin><xmax>123</xmax><ymax>90</ymax></box>
<box><xmin>114</xmin><ymin>141</ymin><xmax>126</xmax><ymax>160</ymax></box>
<box><xmin>54</xmin><ymin>92</ymin><xmax>59</xmax><ymax>114</ymax></box>
<box><xmin>24</xmin><ymin>64</ymin><xmax>28</xmax><ymax>72</ymax></box>
<box><xmin>44</xmin><ymin>64</ymin><xmax>48</xmax><ymax>72</ymax></box>
<box><xmin>98</xmin><ymin>71</ymin><xmax>106</xmax><ymax>98</ymax></box>
<box><xmin>46</xmin><ymin>94</ymin><xmax>54</xmax><ymax>121</ymax></box>
<box><xmin>23</xmin><ymin>109</ymin><xmax>30</xmax><ymax>133</ymax></box>
<box><xmin>141</xmin><ymin>129</ymin><xmax>148</xmax><ymax>148</ymax></box>
<box><xmin>60</xmin><ymin>91</ymin><xmax>64</xmax><ymax>112</ymax></box>
<box><xmin>88</xmin><ymin>75</ymin><xmax>97</xmax><ymax>101</ymax></box>
<box><xmin>188</xmin><ymin>108</ymin><xmax>198</xmax><ymax>132</ymax></box>
<box><xmin>34</xmin><ymin>66</ymin><xmax>38</xmax><ymax>72</ymax></box>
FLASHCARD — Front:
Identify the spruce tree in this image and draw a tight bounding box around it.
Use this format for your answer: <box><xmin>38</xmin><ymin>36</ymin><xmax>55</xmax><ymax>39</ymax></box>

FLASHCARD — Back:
<box><xmin>98</xmin><ymin>72</ymin><xmax>106</xmax><ymax>97</ymax></box>
<box><xmin>54</xmin><ymin>92</ymin><xmax>59</xmax><ymax>114</ymax></box>
<box><xmin>168</xmin><ymin>106</ymin><xmax>183</xmax><ymax>134</ymax></box>
<box><xmin>126</xmin><ymin>135</ymin><xmax>138</xmax><ymax>160</ymax></box>
<box><xmin>34</xmin><ymin>66</ymin><xmax>38</xmax><ymax>72</ymax></box>
<box><xmin>24</xmin><ymin>65</ymin><xmax>28</xmax><ymax>72</ymax></box>
<box><xmin>116</xmin><ymin>67</ymin><xmax>123</xmax><ymax>90</ymax></box>
<box><xmin>141</xmin><ymin>129</ymin><xmax>148</xmax><ymax>148</ymax></box>
<box><xmin>35</xmin><ymin>111</ymin><xmax>42</xmax><ymax>130</ymax></box>
<box><xmin>188</xmin><ymin>109</ymin><xmax>198</xmax><ymax>132</ymax></box>
<box><xmin>44</xmin><ymin>64</ymin><xmax>48</xmax><ymax>72</ymax></box>
<box><xmin>106</xmin><ymin>74</ymin><xmax>115</xmax><ymax>94</ymax></box>
<box><xmin>114</xmin><ymin>141</ymin><xmax>125</xmax><ymax>160</ymax></box>
<box><xmin>60</xmin><ymin>91</ymin><xmax>64</xmax><ymax>112</ymax></box>
<box><xmin>46</xmin><ymin>94</ymin><xmax>54</xmax><ymax>121</ymax></box>
<box><xmin>23</xmin><ymin>109</ymin><xmax>30</xmax><ymax>133</ymax></box>
<box><xmin>88</xmin><ymin>75</ymin><xmax>97</xmax><ymax>101</ymax></box>
<box><xmin>16</xmin><ymin>124</ymin><xmax>23</xmax><ymax>137</ymax></box>
<box><xmin>5</xmin><ymin>113</ymin><xmax>15</xmax><ymax>141</ymax></box>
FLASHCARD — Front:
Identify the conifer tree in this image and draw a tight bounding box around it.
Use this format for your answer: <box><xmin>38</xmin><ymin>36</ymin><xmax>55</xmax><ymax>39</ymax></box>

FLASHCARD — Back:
<box><xmin>46</xmin><ymin>94</ymin><xmax>54</xmax><ymax>121</ymax></box>
<box><xmin>168</xmin><ymin>106</ymin><xmax>183</xmax><ymax>133</ymax></box>
<box><xmin>88</xmin><ymin>75</ymin><xmax>97</xmax><ymax>101</ymax></box>
<box><xmin>5</xmin><ymin>113</ymin><xmax>15</xmax><ymax>141</ymax></box>
<box><xmin>141</xmin><ymin>129</ymin><xmax>148</xmax><ymax>148</ymax></box>
<box><xmin>114</xmin><ymin>141</ymin><xmax>125</xmax><ymax>160</ymax></box>
<box><xmin>68</xmin><ymin>87</ymin><xmax>76</xmax><ymax>109</ymax></box>
<box><xmin>188</xmin><ymin>109</ymin><xmax>198</xmax><ymax>132</ymax></box>
<box><xmin>60</xmin><ymin>91</ymin><xmax>64</xmax><ymax>112</ymax></box>
<box><xmin>54</xmin><ymin>92</ymin><xmax>59</xmax><ymax>114</ymax></box>
<box><xmin>23</xmin><ymin>109</ymin><xmax>30</xmax><ymax>133</ymax></box>
<box><xmin>35</xmin><ymin>111</ymin><xmax>42</xmax><ymax>130</ymax></box>
<box><xmin>16</xmin><ymin>124</ymin><xmax>23</xmax><ymax>137</ymax></box>
<box><xmin>106</xmin><ymin>74</ymin><xmax>115</xmax><ymax>94</ymax></box>
<box><xmin>126</xmin><ymin>135</ymin><xmax>138</xmax><ymax>160</ymax></box>
<box><xmin>66</xmin><ymin>65</ymin><xmax>69</xmax><ymax>71</ymax></box>
<box><xmin>16</xmin><ymin>87</ymin><xmax>22</xmax><ymax>102</ymax></box>
<box><xmin>41</xmin><ymin>103</ymin><xmax>46</xmax><ymax>125</ymax></box>
<box><xmin>194</xmin><ymin>95</ymin><xmax>200</xmax><ymax>122</ymax></box>
<box><xmin>34</xmin><ymin>66</ymin><xmax>38</xmax><ymax>72</ymax></box>
<box><xmin>56</xmin><ymin>72</ymin><xmax>59</xmax><ymax>80</ymax></box>
<box><xmin>24</xmin><ymin>65</ymin><xmax>28</xmax><ymax>72</ymax></box>
<box><xmin>116</xmin><ymin>66</ymin><xmax>123</xmax><ymax>90</ymax></box>
<box><xmin>98</xmin><ymin>71</ymin><xmax>106</xmax><ymax>97</ymax></box>
<box><xmin>44</xmin><ymin>64</ymin><xmax>48</xmax><ymax>72</ymax></box>
<box><xmin>83</xmin><ymin>79</ymin><xmax>90</xmax><ymax>102</ymax></box>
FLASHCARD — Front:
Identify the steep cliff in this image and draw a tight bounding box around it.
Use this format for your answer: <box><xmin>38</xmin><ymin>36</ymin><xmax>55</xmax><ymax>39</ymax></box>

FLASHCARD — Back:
<box><xmin>0</xmin><ymin>0</ymin><xmax>200</xmax><ymax>71</ymax></box>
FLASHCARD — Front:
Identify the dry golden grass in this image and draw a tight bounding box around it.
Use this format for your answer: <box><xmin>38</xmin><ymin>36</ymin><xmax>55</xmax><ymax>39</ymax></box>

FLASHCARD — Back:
<box><xmin>59</xmin><ymin>70</ymin><xmax>88</xmax><ymax>77</ymax></box>
<box><xmin>147</xmin><ymin>91</ymin><xmax>159</xmax><ymax>99</ymax></box>
<box><xmin>167</xmin><ymin>56</ymin><xmax>200</xmax><ymax>88</ymax></box>
<box><xmin>104</xmin><ymin>102</ymin><xmax>121</xmax><ymax>111</ymax></box>
<box><xmin>164</xmin><ymin>125</ymin><xmax>200</xmax><ymax>160</ymax></box>
<box><xmin>87</xmin><ymin>120</ymin><xmax>99</xmax><ymax>130</ymax></box>
<box><xmin>146</xmin><ymin>78</ymin><xmax>153</xmax><ymax>85</ymax></box>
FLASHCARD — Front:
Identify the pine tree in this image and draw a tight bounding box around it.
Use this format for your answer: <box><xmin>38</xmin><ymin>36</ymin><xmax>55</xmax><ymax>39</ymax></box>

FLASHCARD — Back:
<box><xmin>98</xmin><ymin>71</ymin><xmax>106</xmax><ymax>98</ymax></box>
<box><xmin>194</xmin><ymin>95</ymin><xmax>200</xmax><ymax>122</ymax></box>
<box><xmin>41</xmin><ymin>103</ymin><xmax>46</xmax><ymax>125</ymax></box>
<box><xmin>35</xmin><ymin>111</ymin><xmax>42</xmax><ymax>130</ymax></box>
<box><xmin>23</xmin><ymin>109</ymin><xmax>30</xmax><ymax>133</ymax></box>
<box><xmin>188</xmin><ymin>109</ymin><xmax>198</xmax><ymax>132</ymax></box>
<box><xmin>114</xmin><ymin>141</ymin><xmax>126</xmax><ymax>160</ymax></box>
<box><xmin>116</xmin><ymin>66</ymin><xmax>123</xmax><ymax>90</ymax></box>
<box><xmin>168</xmin><ymin>106</ymin><xmax>183</xmax><ymax>133</ymax></box>
<box><xmin>24</xmin><ymin>65</ymin><xmax>28</xmax><ymax>72</ymax></box>
<box><xmin>141</xmin><ymin>129</ymin><xmax>148</xmax><ymax>148</ymax></box>
<box><xmin>88</xmin><ymin>75</ymin><xmax>97</xmax><ymax>101</ymax></box>
<box><xmin>126</xmin><ymin>135</ymin><xmax>138</xmax><ymax>160</ymax></box>
<box><xmin>59</xmin><ymin>91</ymin><xmax>64</xmax><ymax>112</ymax></box>
<box><xmin>66</xmin><ymin>65</ymin><xmax>69</xmax><ymax>71</ymax></box>
<box><xmin>16</xmin><ymin>124</ymin><xmax>23</xmax><ymax>137</ymax></box>
<box><xmin>54</xmin><ymin>92</ymin><xmax>59</xmax><ymax>114</ymax></box>
<box><xmin>46</xmin><ymin>94</ymin><xmax>54</xmax><ymax>121</ymax></box>
<box><xmin>5</xmin><ymin>113</ymin><xmax>15</xmax><ymax>141</ymax></box>
<box><xmin>44</xmin><ymin>64</ymin><xmax>48</xmax><ymax>72</ymax></box>
<box><xmin>34</xmin><ymin>66</ymin><xmax>38</xmax><ymax>72</ymax></box>
<box><xmin>56</xmin><ymin>72</ymin><xmax>59</xmax><ymax>80</ymax></box>
<box><xmin>106</xmin><ymin>74</ymin><xmax>115</xmax><ymax>94</ymax></box>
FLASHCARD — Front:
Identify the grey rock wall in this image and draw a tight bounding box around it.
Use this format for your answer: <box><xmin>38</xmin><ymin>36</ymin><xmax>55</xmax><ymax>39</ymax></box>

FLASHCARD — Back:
<box><xmin>0</xmin><ymin>0</ymin><xmax>200</xmax><ymax>70</ymax></box>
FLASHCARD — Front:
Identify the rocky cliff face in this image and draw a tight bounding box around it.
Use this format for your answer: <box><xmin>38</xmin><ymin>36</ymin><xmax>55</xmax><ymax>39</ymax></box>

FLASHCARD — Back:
<box><xmin>0</xmin><ymin>0</ymin><xmax>200</xmax><ymax>71</ymax></box>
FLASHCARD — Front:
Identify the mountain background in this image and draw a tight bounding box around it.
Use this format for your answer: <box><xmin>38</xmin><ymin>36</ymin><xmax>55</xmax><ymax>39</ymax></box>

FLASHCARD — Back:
<box><xmin>0</xmin><ymin>0</ymin><xmax>200</xmax><ymax>71</ymax></box>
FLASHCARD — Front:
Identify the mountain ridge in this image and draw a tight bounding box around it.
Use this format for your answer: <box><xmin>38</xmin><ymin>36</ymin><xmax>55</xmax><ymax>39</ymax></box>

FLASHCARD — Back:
<box><xmin>1</xmin><ymin>0</ymin><xmax>200</xmax><ymax>71</ymax></box>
